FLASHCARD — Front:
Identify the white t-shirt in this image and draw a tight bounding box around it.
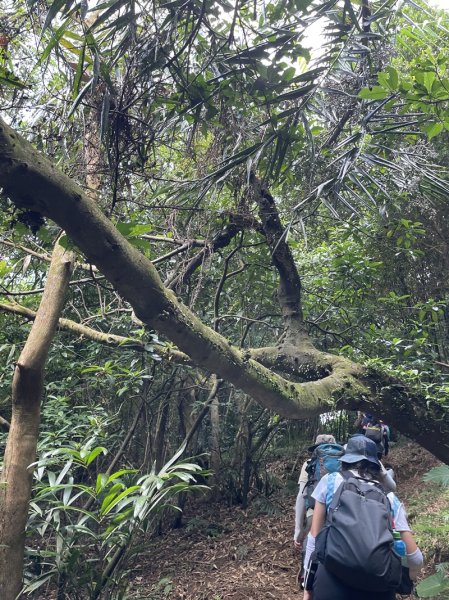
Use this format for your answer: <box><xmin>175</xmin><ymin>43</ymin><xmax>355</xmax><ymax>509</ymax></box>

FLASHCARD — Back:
<box><xmin>312</xmin><ymin>471</ymin><xmax>411</xmax><ymax>532</ymax></box>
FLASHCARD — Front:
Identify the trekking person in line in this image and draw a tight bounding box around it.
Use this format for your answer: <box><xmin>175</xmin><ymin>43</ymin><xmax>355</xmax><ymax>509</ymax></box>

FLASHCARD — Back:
<box><xmin>294</xmin><ymin>434</ymin><xmax>337</xmax><ymax>551</ymax></box>
<box><xmin>354</xmin><ymin>410</ymin><xmax>371</xmax><ymax>433</ymax></box>
<box><xmin>359</xmin><ymin>413</ymin><xmax>391</xmax><ymax>459</ymax></box>
<box><xmin>294</xmin><ymin>434</ymin><xmax>343</xmax><ymax>588</ymax></box>
<box><xmin>303</xmin><ymin>436</ymin><xmax>423</xmax><ymax>600</ymax></box>
<box><xmin>380</xmin><ymin>420</ymin><xmax>391</xmax><ymax>457</ymax></box>
<box><xmin>345</xmin><ymin>432</ymin><xmax>397</xmax><ymax>492</ymax></box>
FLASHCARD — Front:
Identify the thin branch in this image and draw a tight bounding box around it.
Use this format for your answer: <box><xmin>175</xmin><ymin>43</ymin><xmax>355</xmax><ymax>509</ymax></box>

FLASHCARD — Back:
<box><xmin>153</xmin><ymin>242</ymin><xmax>192</xmax><ymax>265</ymax></box>
<box><xmin>0</xmin><ymin>275</ymin><xmax>104</xmax><ymax>297</ymax></box>
<box><xmin>213</xmin><ymin>233</ymin><xmax>244</xmax><ymax>332</ymax></box>
<box><xmin>0</xmin><ymin>415</ymin><xmax>10</xmax><ymax>431</ymax></box>
<box><xmin>182</xmin><ymin>376</ymin><xmax>223</xmax><ymax>448</ymax></box>
<box><xmin>142</xmin><ymin>234</ymin><xmax>206</xmax><ymax>247</ymax></box>
<box><xmin>0</xmin><ymin>301</ymin><xmax>192</xmax><ymax>366</ymax></box>
<box><xmin>0</xmin><ymin>238</ymin><xmax>98</xmax><ymax>273</ymax></box>
<box><xmin>0</xmin><ymin>239</ymin><xmax>51</xmax><ymax>262</ymax></box>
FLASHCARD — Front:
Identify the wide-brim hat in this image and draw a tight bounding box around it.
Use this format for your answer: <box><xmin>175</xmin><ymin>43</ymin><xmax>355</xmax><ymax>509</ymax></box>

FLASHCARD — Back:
<box><xmin>308</xmin><ymin>434</ymin><xmax>336</xmax><ymax>452</ymax></box>
<box><xmin>340</xmin><ymin>435</ymin><xmax>381</xmax><ymax>468</ymax></box>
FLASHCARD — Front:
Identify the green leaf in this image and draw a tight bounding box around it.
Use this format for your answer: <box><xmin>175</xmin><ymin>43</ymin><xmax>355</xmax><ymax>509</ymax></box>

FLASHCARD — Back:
<box><xmin>115</xmin><ymin>222</ymin><xmax>152</xmax><ymax>238</ymax></box>
<box><xmin>0</xmin><ymin>67</ymin><xmax>28</xmax><ymax>89</ymax></box>
<box><xmin>283</xmin><ymin>66</ymin><xmax>296</xmax><ymax>82</ymax></box>
<box><xmin>423</xmin><ymin>70</ymin><xmax>436</xmax><ymax>94</ymax></box>
<box><xmin>416</xmin><ymin>565</ymin><xmax>449</xmax><ymax>597</ymax></box>
<box><xmin>267</xmin><ymin>83</ymin><xmax>315</xmax><ymax>104</ymax></box>
<box><xmin>67</xmin><ymin>78</ymin><xmax>93</xmax><ymax>118</ymax></box>
<box><xmin>378</xmin><ymin>67</ymin><xmax>398</xmax><ymax>91</ymax></box>
<box><xmin>72</xmin><ymin>43</ymin><xmax>86</xmax><ymax>100</ymax></box>
<box><xmin>422</xmin><ymin>122</ymin><xmax>443</xmax><ymax>140</ymax></box>
<box><xmin>22</xmin><ymin>571</ymin><xmax>58</xmax><ymax>593</ymax></box>
<box><xmin>106</xmin><ymin>469</ymin><xmax>138</xmax><ymax>484</ymax></box>
<box><xmin>359</xmin><ymin>86</ymin><xmax>389</xmax><ymax>100</ymax></box>
<box><xmin>344</xmin><ymin>0</ymin><xmax>362</xmax><ymax>32</ymax></box>
<box><xmin>85</xmin><ymin>446</ymin><xmax>107</xmax><ymax>466</ymax></box>
<box><xmin>58</xmin><ymin>235</ymin><xmax>75</xmax><ymax>250</ymax></box>
<box><xmin>96</xmin><ymin>473</ymin><xmax>108</xmax><ymax>494</ymax></box>
<box><xmin>100</xmin><ymin>485</ymin><xmax>140</xmax><ymax>515</ymax></box>
<box><xmin>36</xmin><ymin>18</ymin><xmax>71</xmax><ymax>66</ymax></box>
<box><xmin>100</xmin><ymin>483</ymin><xmax>123</xmax><ymax>514</ymax></box>
<box><xmin>87</xmin><ymin>0</ymin><xmax>130</xmax><ymax>32</ymax></box>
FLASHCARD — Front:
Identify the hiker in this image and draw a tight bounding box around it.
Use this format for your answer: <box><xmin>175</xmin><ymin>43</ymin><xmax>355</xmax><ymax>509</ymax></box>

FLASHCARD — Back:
<box><xmin>360</xmin><ymin>413</ymin><xmax>390</xmax><ymax>458</ymax></box>
<box><xmin>345</xmin><ymin>433</ymin><xmax>396</xmax><ymax>492</ymax></box>
<box><xmin>380</xmin><ymin>420</ymin><xmax>391</xmax><ymax>457</ymax></box>
<box><xmin>354</xmin><ymin>410</ymin><xmax>369</xmax><ymax>433</ymax></box>
<box><xmin>360</xmin><ymin>411</ymin><xmax>374</xmax><ymax>432</ymax></box>
<box><xmin>294</xmin><ymin>434</ymin><xmax>338</xmax><ymax>550</ymax></box>
<box><xmin>303</xmin><ymin>436</ymin><xmax>423</xmax><ymax>600</ymax></box>
<box><xmin>294</xmin><ymin>434</ymin><xmax>344</xmax><ymax>589</ymax></box>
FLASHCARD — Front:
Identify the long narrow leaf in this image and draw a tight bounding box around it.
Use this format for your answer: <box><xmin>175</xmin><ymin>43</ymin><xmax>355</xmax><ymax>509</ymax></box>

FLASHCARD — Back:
<box><xmin>87</xmin><ymin>0</ymin><xmax>130</xmax><ymax>32</ymax></box>
<box><xmin>72</xmin><ymin>42</ymin><xmax>86</xmax><ymax>100</ymax></box>
<box><xmin>67</xmin><ymin>78</ymin><xmax>93</xmax><ymax>118</ymax></box>
<box><xmin>42</xmin><ymin>0</ymin><xmax>74</xmax><ymax>34</ymax></box>
<box><xmin>36</xmin><ymin>18</ymin><xmax>72</xmax><ymax>66</ymax></box>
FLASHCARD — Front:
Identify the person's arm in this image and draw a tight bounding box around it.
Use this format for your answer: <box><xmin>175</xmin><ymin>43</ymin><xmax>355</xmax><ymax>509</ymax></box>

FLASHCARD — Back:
<box><xmin>394</xmin><ymin>499</ymin><xmax>424</xmax><ymax>580</ymax></box>
<box><xmin>310</xmin><ymin>500</ymin><xmax>326</xmax><ymax>536</ymax></box>
<box><xmin>294</xmin><ymin>461</ymin><xmax>309</xmax><ymax>547</ymax></box>
<box><xmin>294</xmin><ymin>487</ymin><xmax>306</xmax><ymax>547</ymax></box>
<box><xmin>379</xmin><ymin>462</ymin><xmax>396</xmax><ymax>492</ymax></box>
<box><xmin>303</xmin><ymin>501</ymin><xmax>326</xmax><ymax>600</ymax></box>
<box><xmin>401</xmin><ymin>531</ymin><xmax>423</xmax><ymax>580</ymax></box>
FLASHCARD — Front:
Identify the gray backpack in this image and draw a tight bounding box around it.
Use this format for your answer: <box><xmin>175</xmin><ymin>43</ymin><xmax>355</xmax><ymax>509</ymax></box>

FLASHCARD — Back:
<box><xmin>315</xmin><ymin>471</ymin><xmax>402</xmax><ymax>592</ymax></box>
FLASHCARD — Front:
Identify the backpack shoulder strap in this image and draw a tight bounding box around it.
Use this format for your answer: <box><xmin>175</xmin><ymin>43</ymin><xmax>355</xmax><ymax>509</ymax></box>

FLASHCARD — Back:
<box><xmin>341</xmin><ymin>470</ymin><xmax>387</xmax><ymax>491</ymax></box>
<box><xmin>389</xmin><ymin>493</ymin><xmax>401</xmax><ymax>523</ymax></box>
<box><xmin>325</xmin><ymin>472</ymin><xmax>339</xmax><ymax>511</ymax></box>
<box><xmin>305</xmin><ymin>452</ymin><xmax>317</xmax><ymax>475</ymax></box>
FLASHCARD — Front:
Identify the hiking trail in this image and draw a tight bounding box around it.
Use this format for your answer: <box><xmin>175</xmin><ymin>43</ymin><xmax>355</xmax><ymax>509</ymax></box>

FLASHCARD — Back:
<box><xmin>126</xmin><ymin>442</ymin><xmax>439</xmax><ymax>600</ymax></box>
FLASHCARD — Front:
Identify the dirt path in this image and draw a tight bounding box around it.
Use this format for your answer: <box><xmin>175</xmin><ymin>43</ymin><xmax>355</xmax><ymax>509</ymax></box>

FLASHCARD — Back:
<box><xmin>128</xmin><ymin>494</ymin><xmax>300</xmax><ymax>600</ymax></box>
<box><xmin>127</xmin><ymin>443</ymin><xmax>439</xmax><ymax>600</ymax></box>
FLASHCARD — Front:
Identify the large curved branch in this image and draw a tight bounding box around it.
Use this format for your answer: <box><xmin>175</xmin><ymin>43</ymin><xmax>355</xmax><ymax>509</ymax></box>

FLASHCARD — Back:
<box><xmin>1</xmin><ymin>118</ymin><xmax>449</xmax><ymax>462</ymax></box>
<box><xmin>0</xmin><ymin>117</ymin><xmax>360</xmax><ymax>419</ymax></box>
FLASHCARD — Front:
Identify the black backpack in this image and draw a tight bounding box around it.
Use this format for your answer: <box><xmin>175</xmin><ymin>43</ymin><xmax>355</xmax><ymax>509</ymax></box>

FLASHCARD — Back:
<box><xmin>303</xmin><ymin>443</ymin><xmax>345</xmax><ymax>510</ymax></box>
<box><xmin>315</xmin><ymin>471</ymin><xmax>402</xmax><ymax>592</ymax></box>
<box><xmin>365</xmin><ymin>424</ymin><xmax>383</xmax><ymax>444</ymax></box>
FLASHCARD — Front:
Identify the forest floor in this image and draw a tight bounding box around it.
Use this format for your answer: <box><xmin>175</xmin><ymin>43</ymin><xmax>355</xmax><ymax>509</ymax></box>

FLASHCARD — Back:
<box><xmin>126</xmin><ymin>441</ymin><xmax>443</xmax><ymax>600</ymax></box>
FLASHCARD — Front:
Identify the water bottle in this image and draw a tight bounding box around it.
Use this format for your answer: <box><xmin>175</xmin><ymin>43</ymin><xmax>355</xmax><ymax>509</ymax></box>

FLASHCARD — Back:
<box><xmin>393</xmin><ymin>531</ymin><xmax>407</xmax><ymax>564</ymax></box>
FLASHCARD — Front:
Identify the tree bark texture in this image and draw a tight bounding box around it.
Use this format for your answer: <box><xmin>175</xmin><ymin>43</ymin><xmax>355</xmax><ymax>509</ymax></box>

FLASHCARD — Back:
<box><xmin>0</xmin><ymin>117</ymin><xmax>448</xmax><ymax>463</ymax></box>
<box><xmin>0</xmin><ymin>241</ymin><xmax>74</xmax><ymax>599</ymax></box>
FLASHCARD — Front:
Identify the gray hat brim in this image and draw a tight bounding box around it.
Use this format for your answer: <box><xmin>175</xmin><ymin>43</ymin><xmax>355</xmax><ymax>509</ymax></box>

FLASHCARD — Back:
<box><xmin>340</xmin><ymin>453</ymin><xmax>380</xmax><ymax>468</ymax></box>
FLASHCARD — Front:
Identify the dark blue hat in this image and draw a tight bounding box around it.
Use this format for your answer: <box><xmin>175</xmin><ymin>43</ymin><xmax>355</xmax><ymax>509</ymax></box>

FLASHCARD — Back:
<box><xmin>341</xmin><ymin>435</ymin><xmax>381</xmax><ymax>469</ymax></box>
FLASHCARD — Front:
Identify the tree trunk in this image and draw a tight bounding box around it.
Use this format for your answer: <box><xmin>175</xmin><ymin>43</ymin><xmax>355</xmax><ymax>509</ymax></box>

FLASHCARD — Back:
<box><xmin>154</xmin><ymin>399</ymin><xmax>170</xmax><ymax>471</ymax></box>
<box><xmin>0</xmin><ymin>241</ymin><xmax>73</xmax><ymax>600</ymax></box>
<box><xmin>209</xmin><ymin>396</ymin><xmax>221</xmax><ymax>488</ymax></box>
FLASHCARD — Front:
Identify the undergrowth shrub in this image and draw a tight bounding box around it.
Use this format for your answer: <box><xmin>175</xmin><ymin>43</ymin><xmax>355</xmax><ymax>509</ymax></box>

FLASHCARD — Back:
<box><xmin>24</xmin><ymin>443</ymin><xmax>207</xmax><ymax>599</ymax></box>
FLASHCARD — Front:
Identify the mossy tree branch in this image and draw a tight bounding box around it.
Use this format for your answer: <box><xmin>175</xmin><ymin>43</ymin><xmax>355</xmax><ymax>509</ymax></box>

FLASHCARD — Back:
<box><xmin>1</xmin><ymin>117</ymin><xmax>448</xmax><ymax>462</ymax></box>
